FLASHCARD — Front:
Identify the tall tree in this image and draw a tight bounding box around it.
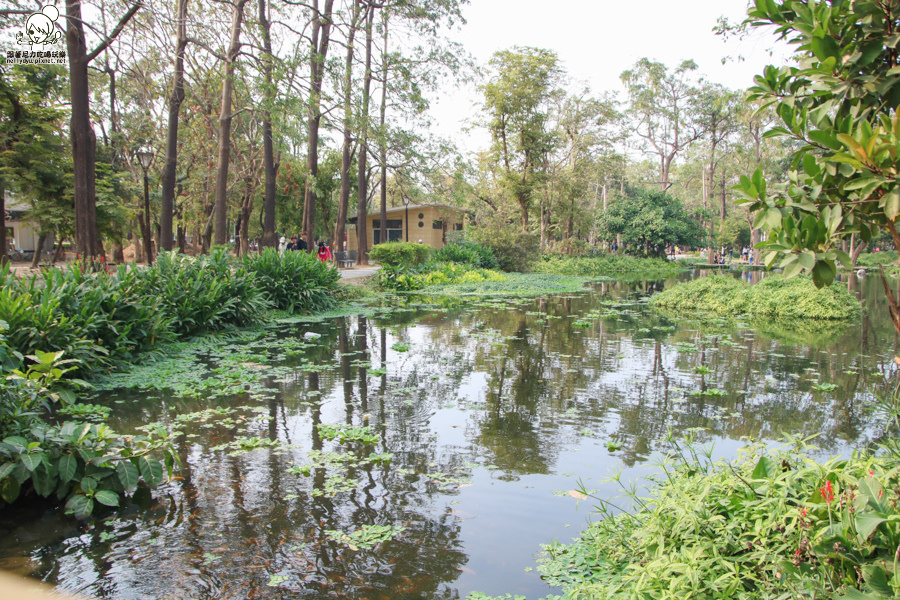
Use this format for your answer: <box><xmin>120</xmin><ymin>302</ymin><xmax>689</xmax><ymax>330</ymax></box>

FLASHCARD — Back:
<box><xmin>621</xmin><ymin>58</ymin><xmax>705</xmax><ymax>192</ymax></box>
<box><xmin>213</xmin><ymin>0</ymin><xmax>250</xmax><ymax>247</ymax></box>
<box><xmin>65</xmin><ymin>0</ymin><xmax>141</xmax><ymax>259</ymax></box>
<box><xmin>257</xmin><ymin>0</ymin><xmax>277</xmax><ymax>249</ymax></box>
<box><xmin>356</xmin><ymin>2</ymin><xmax>375</xmax><ymax>264</ymax></box>
<box><xmin>301</xmin><ymin>0</ymin><xmax>336</xmax><ymax>249</ymax></box>
<box><xmin>482</xmin><ymin>46</ymin><xmax>562</xmax><ymax>231</ymax></box>
<box><xmin>335</xmin><ymin>0</ymin><xmax>364</xmax><ymax>254</ymax></box>
<box><xmin>159</xmin><ymin>0</ymin><xmax>190</xmax><ymax>252</ymax></box>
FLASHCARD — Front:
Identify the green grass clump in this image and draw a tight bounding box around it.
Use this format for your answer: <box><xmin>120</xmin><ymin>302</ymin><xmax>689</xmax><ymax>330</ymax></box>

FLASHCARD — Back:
<box><xmin>414</xmin><ymin>273</ymin><xmax>588</xmax><ymax>297</ymax></box>
<box><xmin>533</xmin><ymin>254</ymin><xmax>685</xmax><ymax>278</ymax></box>
<box><xmin>856</xmin><ymin>250</ymin><xmax>899</xmax><ymax>267</ymax></box>
<box><xmin>650</xmin><ymin>275</ymin><xmax>860</xmax><ymax>321</ymax></box>
<box><xmin>538</xmin><ymin>437</ymin><xmax>900</xmax><ymax>599</ymax></box>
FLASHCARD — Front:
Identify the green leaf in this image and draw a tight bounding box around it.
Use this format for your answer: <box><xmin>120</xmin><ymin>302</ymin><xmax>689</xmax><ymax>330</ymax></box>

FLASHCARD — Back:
<box><xmin>0</xmin><ymin>462</ymin><xmax>16</xmax><ymax>482</ymax></box>
<box><xmin>57</xmin><ymin>454</ymin><xmax>77</xmax><ymax>484</ymax></box>
<box><xmin>811</xmin><ymin>259</ymin><xmax>837</xmax><ymax>288</ymax></box>
<box><xmin>65</xmin><ymin>494</ymin><xmax>93</xmax><ymax>518</ymax></box>
<box><xmin>80</xmin><ymin>476</ymin><xmax>97</xmax><ymax>494</ymax></box>
<box><xmin>808</xmin><ymin>129</ymin><xmax>842</xmax><ymax>150</ymax></box>
<box><xmin>751</xmin><ymin>456</ymin><xmax>775</xmax><ymax>479</ymax></box>
<box><xmin>2</xmin><ymin>436</ymin><xmax>29</xmax><ymax>452</ymax></box>
<box><xmin>21</xmin><ymin>452</ymin><xmax>44</xmax><ymax>472</ymax></box>
<box><xmin>861</xmin><ymin>565</ymin><xmax>893</xmax><ymax>596</ymax></box>
<box><xmin>139</xmin><ymin>457</ymin><xmax>164</xmax><ymax>487</ymax></box>
<box><xmin>93</xmin><ymin>490</ymin><xmax>121</xmax><ymax>508</ymax></box>
<box><xmin>855</xmin><ymin>513</ymin><xmax>886</xmax><ymax>542</ymax></box>
<box><xmin>882</xmin><ymin>188</ymin><xmax>900</xmax><ymax>220</ymax></box>
<box><xmin>31</xmin><ymin>465</ymin><xmax>55</xmax><ymax>498</ymax></box>
<box><xmin>1</xmin><ymin>476</ymin><xmax>20</xmax><ymax>503</ymax></box>
<box><xmin>116</xmin><ymin>460</ymin><xmax>139</xmax><ymax>493</ymax></box>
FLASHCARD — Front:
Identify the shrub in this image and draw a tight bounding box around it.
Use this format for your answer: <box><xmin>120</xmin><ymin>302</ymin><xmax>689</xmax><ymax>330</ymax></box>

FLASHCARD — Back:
<box><xmin>466</xmin><ymin>226</ymin><xmax>539</xmax><ymax>273</ymax></box>
<box><xmin>534</xmin><ymin>254</ymin><xmax>684</xmax><ymax>278</ymax></box>
<box><xmin>130</xmin><ymin>249</ymin><xmax>270</xmax><ymax>335</ymax></box>
<box><xmin>0</xmin><ymin>352</ymin><xmax>177</xmax><ymax>518</ymax></box>
<box><xmin>650</xmin><ymin>274</ymin><xmax>860</xmax><ymax>321</ymax></box>
<box><xmin>857</xmin><ymin>250</ymin><xmax>899</xmax><ymax>267</ymax></box>
<box><xmin>242</xmin><ymin>247</ymin><xmax>341</xmax><ymax>313</ymax></box>
<box><xmin>0</xmin><ymin>263</ymin><xmax>174</xmax><ymax>374</ymax></box>
<box><xmin>368</xmin><ymin>242</ymin><xmax>432</xmax><ymax>267</ymax></box>
<box><xmin>539</xmin><ymin>436</ymin><xmax>900</xmax><ymax>599</ymax></box>
<box><xmin>431</xmin><ymin>241</ymin><xmax>500</xmax><ymax>270</ymax></box>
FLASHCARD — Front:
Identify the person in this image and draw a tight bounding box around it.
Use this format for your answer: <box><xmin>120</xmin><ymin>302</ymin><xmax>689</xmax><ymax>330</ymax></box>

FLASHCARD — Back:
<box><xmin>297</xmin><ymin>235</ymin><xmax>308</xmax><ymax>251</ymax></box>
<box><xmin>285</xmin><ymin>235</ymin><xmax>298</xmax><ymax>251</ymax></box>
<box><xmin>316</xmin><ymin>240</ymin><xmax>332</xmax><ymax>264</ymax></box>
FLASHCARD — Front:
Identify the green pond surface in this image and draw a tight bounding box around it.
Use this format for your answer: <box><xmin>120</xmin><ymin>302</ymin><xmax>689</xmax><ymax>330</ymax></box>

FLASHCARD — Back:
<box><xmin>0</xmin><ymin>271</ymin><xmax>897</xmax><ymax>599</ymax></box>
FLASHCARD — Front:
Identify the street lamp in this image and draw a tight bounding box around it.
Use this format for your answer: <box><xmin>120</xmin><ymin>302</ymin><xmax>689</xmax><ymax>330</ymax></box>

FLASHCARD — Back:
<box><xmin>403</xmin><ymin>196</ymin><xmax>409</xmax><ymax>242</ymax></box>
<box><xmin>136</xmin><ymin>149</ymin><xmax>154</xmax><ymax>265</ymax></box>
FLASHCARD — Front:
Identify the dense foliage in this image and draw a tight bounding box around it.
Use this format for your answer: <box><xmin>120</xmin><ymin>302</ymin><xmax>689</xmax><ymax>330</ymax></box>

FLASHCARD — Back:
<box><xmin>539</xmin><ymin>436</ymin><xmax>900</xmax><ymax>599</ymax></box>
<box><xmin>466</xmin><ymin>219</ymin><xmax>541</xmax><ymax>273</ymax></box>
<box><xmin>596</xmin><ymin>187</ymin><xmax>706</xmax><ymax>257</ymax></box>
<box><xmin>431</xmin><ymin>240</ymin><xmax>501</xmax><ymax>270</ymax></box>
<box><xmin>368</xmin><ymin>242</ymin><xmax>433</xmax><ymax>268</ymax></box>
<box><xmin>737</xmin><ymin>0</ymin><xmax>900</xmax><ymax>293</ymax></box>
<box><xmin>242</xmin><ymin>247</ymin><xmax>341</xmax><ymax>312</ymax></box>
<box><xmin>533</xmin><ymin>254</ymin><xmax>685</xmax><ymax>279</ymax></box>
<box><xmin>650</xmin><ymin>275</ymin><xmax>860</xmax><ymax>321</ymax></box>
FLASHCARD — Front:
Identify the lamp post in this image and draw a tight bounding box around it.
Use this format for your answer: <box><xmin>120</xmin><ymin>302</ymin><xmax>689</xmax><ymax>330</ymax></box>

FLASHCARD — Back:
<box><xmin>403</xmin><ymin>197</ymin><xmax>409</xmax><ymax>242</ymax></box>
<box><xmin>136</xmin><ymin>149</ymin><xmax>154</xmax><ymax>265</ymax></box>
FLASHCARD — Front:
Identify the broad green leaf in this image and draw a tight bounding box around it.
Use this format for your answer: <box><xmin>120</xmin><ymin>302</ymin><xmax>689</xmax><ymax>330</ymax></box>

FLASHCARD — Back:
<box><xmin>812</xmin><ymin>260</ymin><xmax>837</xmax><ymax>288</ymax></box>
<box><xmin>855</xmin><ymin>513</ymin><xmax>886</xmax><ymax>542</ymax></box>
<box><xmin>93</xmin><ymin>490</ymin><xmax>120</xmax><ymax>508</ymax></box>
<box><xmin>31</xmin><ymin>465</ymin><xmax>54</xmax><ymax>498</ymax></box>
<box><xmin>21</xmin><ymin>452</ymin><xmax>44</xmax><ymax>472</ymax></box>
<box><xmin>80</xmin><ymin>476</ymin><xmax>97</xmax><ymax>494</ymax></box>
<box><xmin>65</xmin><ymin>494</ymin><xmax>93</xmax><ymax>518</ymax></box>
<box><xmin>1</xmin><ymin>476</ymin><xmax>20</xmax><ymax>503</ymax></box>
<box><xmin>881</xmin><ymin>188</ymin><xmax>900</xmax><ymax>220</ymax></box>
<box><xmin>0</xmin><ymin>462</ymin><xmax>16</xmax><ymax>482</ymax></box>
<box><xmin>116</xmin><ymin>460</ymin><xmax>139</xmax><ymax>493</ymax></box>
<box><xmin>57</xmin><ymin>454</ymin><xmax>77</xmax><ymax>484</ymax></box>
<box><xmin>751</xmin><ymin>456</ymin><xmax>775</xmax><ymax>479</ymax></box>
<box><xmin>139</xmin><ymin>457</ymin><xmax>164</xmax><ymax>487</ymax></box>
<box><xmin>2</xmin><ymin>437</ymin><xmax>29</xmax><ymax>452</ymax></box>
<box><xmin>797</xmin><ymin>252</ymin><xmax>816</xmax><ymax>269</ymax></box>
<box><xmin>809</xmin><ymin>129</ymin><xmax>842</xmax><ymax>150</ymax></box>
<box><xmin>861</xmin><ymin>565</ymin><xmax>892</xmax><ymax>596</ymax></box>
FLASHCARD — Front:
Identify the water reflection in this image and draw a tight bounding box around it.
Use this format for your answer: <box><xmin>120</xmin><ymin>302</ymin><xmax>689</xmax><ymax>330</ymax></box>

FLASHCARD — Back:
<box><xmin>0</xmin><ymin>275</ymin><xmax>896</xmax><ymax>599</ymax></box>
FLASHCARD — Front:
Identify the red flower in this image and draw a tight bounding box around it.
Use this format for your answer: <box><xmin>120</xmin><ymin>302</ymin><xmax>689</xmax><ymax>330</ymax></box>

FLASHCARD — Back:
<box><xmin>801</xmin><ymin>507</ymin><xmax>807</xmax><ymax>517</ymax></box>
<box><xmin>820</xmin><ymin>480</ymin><xmax>835</xmax><ymax>504</ymax></box>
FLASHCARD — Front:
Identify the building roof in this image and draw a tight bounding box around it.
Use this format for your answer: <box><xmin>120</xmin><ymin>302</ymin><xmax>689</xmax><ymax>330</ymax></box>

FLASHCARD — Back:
<box><xmin>347</xmin><ymin>203</ymin><xmax>466</xmax><ymax>222</ymax></box>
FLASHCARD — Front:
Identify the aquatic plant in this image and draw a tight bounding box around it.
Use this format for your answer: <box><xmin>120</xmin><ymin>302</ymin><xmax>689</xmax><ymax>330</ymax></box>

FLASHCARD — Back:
<box><xmin>242</xmin><ymin>247</ymin><xmax>341</xmax><ymax>313</ymax></box>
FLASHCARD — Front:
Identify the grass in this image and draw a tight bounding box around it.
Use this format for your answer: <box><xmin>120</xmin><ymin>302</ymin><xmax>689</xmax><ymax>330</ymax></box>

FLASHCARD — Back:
<box><xmin>407</xmin><ymin>273</ymin><xmax>590</xmax><ymax>297</ymax></box>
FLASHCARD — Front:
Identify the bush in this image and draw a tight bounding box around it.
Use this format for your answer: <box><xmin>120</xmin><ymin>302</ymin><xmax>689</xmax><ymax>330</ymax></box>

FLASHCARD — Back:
<box><xmin>466</xmin><ymin>226</ymin><xmax>539</xmax><ymax>273</ymax></box>
<box><xmin>857</xmin><ymin>250</ymin><xmax>899</xmax><ymax>267</ymax></box>
<box><xmin>432</xmin><ymin>241</ymin><xmax>500</xmax><ymax>270</ymax></box>
<box><xmin>538</xmin><ymin>436</ymin><xmax>900</xmax><ymax>599</ymax></box>
<box><xmin>368</xmin><ymin>242</ymin><xmax>432</xmax><ymax>267</ymax></box>
<box><xmin>0</xmin><ymin>352</ymin><xmax>177</xmax><ymax>518</ymax></box>
<box><xmin>650</xmin><ymin>274</ymin><xmax>860</xmax><ymax>321</ymax></box>
<box><xmin>242</xmin><ymin>247</ymin><xmax>341</xmax><ymax>312</ymax></box>
<box><xmin>130</xmin><ymin>249</ymin><xmax>270</xmax><ymax>336</ymax></box>
<box><xmin>534</xmin><ymin>254</ymin><xmax>684</xmax><ymax>278</ymax></box>
<box><xmin>0</xmin><ymin>263</ymin><xmax>174</xmax><ymax>374</ymax></box>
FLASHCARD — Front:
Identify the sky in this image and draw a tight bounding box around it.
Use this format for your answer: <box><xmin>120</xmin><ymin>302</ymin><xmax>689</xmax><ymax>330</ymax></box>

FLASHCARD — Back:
<box><xmin>428</xmin><ymin>0</ymin><xmax>791</xmax><ymax>153</ymax></box>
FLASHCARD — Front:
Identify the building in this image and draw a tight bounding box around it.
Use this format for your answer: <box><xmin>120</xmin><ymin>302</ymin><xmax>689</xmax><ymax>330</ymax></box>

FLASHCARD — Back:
<box><xmin>4</xmin><ymin>196</ymin><xmax>43</xmax><ymax>252</ymax></box>
<box><xmin>345</xmin><ymin>204</ymin><xmax>466</xmax><ymax>252</ymax></box>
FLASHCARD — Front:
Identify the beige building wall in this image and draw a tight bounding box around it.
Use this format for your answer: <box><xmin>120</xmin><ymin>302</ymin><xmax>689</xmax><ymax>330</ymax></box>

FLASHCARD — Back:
<box><xmin>346</xmin><ymin>205</ymin><xmax>465</xmax><ymax>253</ymax></box>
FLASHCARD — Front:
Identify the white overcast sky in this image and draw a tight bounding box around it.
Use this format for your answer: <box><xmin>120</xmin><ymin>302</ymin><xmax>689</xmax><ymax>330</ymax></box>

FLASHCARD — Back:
<box><xmin>428</xmin><ymin>0</ymin><xmax>791</xmax><ymax>153</ymax></box>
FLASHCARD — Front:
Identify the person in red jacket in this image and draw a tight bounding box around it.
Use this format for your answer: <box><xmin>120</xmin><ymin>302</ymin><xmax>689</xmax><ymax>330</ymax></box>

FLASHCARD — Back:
<box><xmin>316</xmin><ymin>241</ymin><xmax>332</xmax><ymax>264</ymax></box>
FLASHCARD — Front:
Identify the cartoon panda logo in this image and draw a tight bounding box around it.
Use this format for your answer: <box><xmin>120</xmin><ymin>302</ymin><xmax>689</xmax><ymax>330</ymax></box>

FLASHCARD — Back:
<box><xmin>16</xmin><ymin>5</ymin><xmax>64</xmax><ymax>49</ymax></box>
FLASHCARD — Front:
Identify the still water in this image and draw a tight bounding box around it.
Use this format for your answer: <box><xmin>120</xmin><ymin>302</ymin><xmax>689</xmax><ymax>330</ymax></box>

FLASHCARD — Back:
<box><xmin>0</xmin><ymin>272</ymin><xmax>897</xmax><ymax>599</ymax></box>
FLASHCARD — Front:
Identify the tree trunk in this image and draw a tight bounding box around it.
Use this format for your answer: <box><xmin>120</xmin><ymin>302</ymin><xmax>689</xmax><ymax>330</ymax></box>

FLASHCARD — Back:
<box><xmin>213</xmin><ymin>0</ymin><xmax>248</xmax><ymax>246</ymax></box>
<box><xmin>0</xmin><ymin>179</ymin><xmax>6</xmax><ymax>266</ymax></box>
<box><xmin>160</xmin><ymin>0</ymin><xmax>189</xmax><ymax>252</ymax></box>
<box><xmin>258</xmin><ymin>0</ymin><xmax>278</xmax><ymax>249</ymax></box>
<box><xmin>850</xmin><ymin>233</ymin><xmax>868</xmax><ymax>267</ymax></box>
<box><xmin>378</xmin><ymin>13</ymin><xmax>389</xmax><ymax>245</ymax></box>
<box><xmin>356</xmin><ymin>4</ymin><xmax>374</xmax><ymax>265</ymax></box>
<box><xmin>335</xmin><ymin>0</ymin><xmax>362</xmax><ymax>254</ymax></box>
<box><xmin>141</xmin><ymin>172</ymin><xmax>153</xmax><ymax>264</ymax></box>
<box><xmin>30</xmin><ymin>234</ymin><xmax>47</xmax><ymax>269</ymax></box>
<box><xmin>302</xmin><ymin>0</ymin><xmax>336</xmax><ymax>250</ymax></box>
<box><xmin>52</xmin><ymin>236</ymin><xmax>65</xmax><ymax>265</ymax></box>
<box><xmin>67</xmin><ymin>0</ymin><xmax>100</xmax><ymax>259</ymax></box>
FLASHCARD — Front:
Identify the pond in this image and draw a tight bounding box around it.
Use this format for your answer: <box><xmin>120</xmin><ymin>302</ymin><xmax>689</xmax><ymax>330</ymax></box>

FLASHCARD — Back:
<box><xmin>0</xmin><ymin>271</ymin><xmax>897</xmax><ymax>599</ymax></box>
